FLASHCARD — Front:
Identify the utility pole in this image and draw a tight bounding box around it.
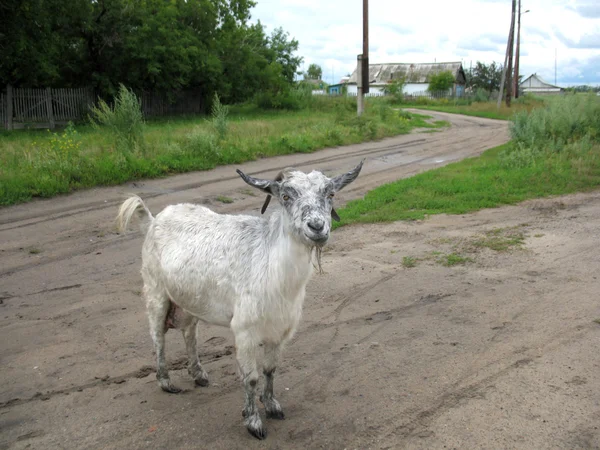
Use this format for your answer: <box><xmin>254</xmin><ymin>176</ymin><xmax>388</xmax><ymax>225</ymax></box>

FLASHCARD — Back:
<box><xmin>514</xmin><ymin>0</ymin><xmax>521</xmax><ymax>99</ymax></box>
<box><xmin>497</xmin><ymin>0</ymin><xmax>516</xmax><ymax>109</ymax></box>
<box><xmin>514</xmin><ymin>4</ymin><xmax>530</xmax><ymax>99</ymax></box>
<box><xmin>358</xmin><ymin>0</ymin><xmax>368</xmax><ymax>116</ymax></box>
<box><xmin>505</xmin><ymin>0</ymin><xmax>516</xmax><ymax>106</ymax></box>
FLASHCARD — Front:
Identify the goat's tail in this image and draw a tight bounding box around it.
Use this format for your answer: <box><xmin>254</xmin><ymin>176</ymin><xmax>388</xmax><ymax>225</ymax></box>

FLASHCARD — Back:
<box><xmin>116</xmin><ymin>195</ymin><xmax>154</xmax><ymax>235</ymax></box>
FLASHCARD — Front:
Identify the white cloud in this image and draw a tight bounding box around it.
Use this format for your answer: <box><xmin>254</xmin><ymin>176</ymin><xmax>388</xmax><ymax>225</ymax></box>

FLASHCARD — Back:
<box><xmin>252</xmin><ymin>0</ymin><xmax>600</xmax><ymax>86</ymax></box>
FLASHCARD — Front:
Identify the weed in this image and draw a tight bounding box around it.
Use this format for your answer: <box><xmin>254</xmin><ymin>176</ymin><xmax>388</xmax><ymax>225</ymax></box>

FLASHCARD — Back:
<box><xmin>28</xmin><ymin>247</ymin><xmax>41</xmax><ymax>254</ymax></box>
<box><xmin>216</xmin><ymin>195</ymin><xmax>234</xmax><ymax>204</ymax></box>
<box><xmin>90</xmin><ymin>84</ymin><xmax>145</xmax><ymax>153</ymax></box>
<box><xmin>439</xmin><ymin>253</ymin><xmax>472</xmax><ymax>266</ymax></box>
<box><xmin>472</xmin><ymin>227</ymin><xmax>526</xmax><ymax>252</ymax></box>
<box><xmin>211</xmin><ymin>93</ymin><xmax>229</xmax><ymax>141</ymax></box>
<box><xmin>402</xmin><ymin>256</ymin><xmax>417</xmax><ymax>268</ymax></box>
<box><xmin>593</xmin><ymin>318</ymin><xmax>600</xmax><ymax>325</ymax></box>
<box><xmin>534</xmin><ymin>233</ymin><xmax>544</xmax><ymax>238</ymax></box>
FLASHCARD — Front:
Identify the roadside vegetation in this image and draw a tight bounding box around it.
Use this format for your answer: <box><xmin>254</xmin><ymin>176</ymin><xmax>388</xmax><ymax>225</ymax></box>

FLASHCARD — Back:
<box><xmin>0</xmin><ymin>86</ymin><xmax>444</xmax><ymax>206</ymax></box>
<box><xmin>402</xmin><ymin>95</ymin><xmax>545</xmax><ymax>120</ymax></box>
<box><xmin>336</xmin><ymin>94</ymin><xmax>600</xmax><ymax>227</ymax></box>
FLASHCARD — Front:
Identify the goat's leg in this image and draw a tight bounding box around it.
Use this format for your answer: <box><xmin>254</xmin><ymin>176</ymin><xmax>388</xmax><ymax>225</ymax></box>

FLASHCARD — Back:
<box><xmin>260</xmin><ymin>342</ymin><xmax>285</xmax><ymax>419</ymax></box>
<box><xmin>147</xmin><ymin>297</ymin><xmax>181</xmax><ymax>394</ymax></box>
<box><xmin>181</xmin><ymin>319</ymin><xmax>209</xmax><ymax>387</ymax></box>
<box><xmin>234</xmin><ymin>331</ymin><xmax>266</xmax><ymax>440</ymax></box>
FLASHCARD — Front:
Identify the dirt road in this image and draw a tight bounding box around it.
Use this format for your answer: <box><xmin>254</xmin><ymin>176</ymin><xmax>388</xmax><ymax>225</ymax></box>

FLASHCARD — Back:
<box><xmin>1</xmin><ymin>112</ymin><xmax>598</xmax><ymax>449</ymax></box>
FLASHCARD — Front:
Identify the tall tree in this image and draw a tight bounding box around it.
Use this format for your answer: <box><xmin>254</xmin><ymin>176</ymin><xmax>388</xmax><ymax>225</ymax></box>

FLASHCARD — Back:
<box><xmin>306</xmin><ymin>64</ymin><xmax>322</xmax><ymax>80</ymax></box>
<box><xmin>466</xmin><ymin>62</ymin><xmax>503</xmax><ymax>93</ymax></box>
<box><xmin>0</xmin><ymin>0</ymin><xmax>303</xmax><ymax>108</ymax></box>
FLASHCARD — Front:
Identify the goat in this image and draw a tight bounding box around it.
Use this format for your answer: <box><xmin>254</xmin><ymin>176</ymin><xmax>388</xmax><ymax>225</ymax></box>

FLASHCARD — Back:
<box><xmin>116</xmin><ymin>161</ymin><xmax>363</xmax><ymax>439</ymax></box>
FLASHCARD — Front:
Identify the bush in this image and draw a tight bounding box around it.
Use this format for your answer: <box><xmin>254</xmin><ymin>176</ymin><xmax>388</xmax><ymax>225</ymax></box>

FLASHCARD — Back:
<box><xmin>510</xmin><ymin>94</ymin><xmax>600</xmax><ymax>151</ymax></box>
<box><xmin>90</xmin><ymin>84</ymin><xmax>145</xmax><ymax>153</ymax></box>
<box><xmin>254</xmin><ymin>84</ymin><xmax>314</xmax><ymax>111</ymax></box>
<box><xmin>428</xmin><ymin>71</ymin><xmax>455</xmax><ymax>92</ymax></box>
<box><xmin>504</xmin><ymin>94</ymin><xmax>600</xmax><ymax>167</ymax></box>
<box><xmin>383</xmin><ymin>78</ymin><xmax>406</xmax><ymax>103</ymax></box>
<box><xmin>474</xmin><ymin>88</ymin><xmax>489</xmax><ymax>103</ymax></box>
<box><xmin>211</xmin><ymin>93</ymin><xmax>229</xmax><ymax>141</ymax></box>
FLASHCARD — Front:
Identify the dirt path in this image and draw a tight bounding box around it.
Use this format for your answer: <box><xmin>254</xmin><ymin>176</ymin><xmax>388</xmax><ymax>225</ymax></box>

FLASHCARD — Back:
<box><xmin>2</xmin><ymin>112</ymin><xmax>598</xmax><ymax>449</ymax></box>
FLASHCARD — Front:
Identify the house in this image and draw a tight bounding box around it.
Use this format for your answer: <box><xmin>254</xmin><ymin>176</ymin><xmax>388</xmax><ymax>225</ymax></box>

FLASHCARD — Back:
<box><xmin>328</xmin><ymin>77</ymin><xmax>350</xmax><ymax>95</ymax></box>
<box><xmin>519</xmin><ymin>74</ymin><xmax>563</xmax><ymax>94</ymax></box>
<box><xmin>346</xmin><ymin>62</ymin><xmax>467</xmax><ymax>96</ymax></box>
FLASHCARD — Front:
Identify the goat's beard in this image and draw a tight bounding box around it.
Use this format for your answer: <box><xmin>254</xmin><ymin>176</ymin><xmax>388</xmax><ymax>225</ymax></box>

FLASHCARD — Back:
<box><xmin>311</xmin><ymin>246</ymin><xmax>324</xmax><ymax>275</ymax></box>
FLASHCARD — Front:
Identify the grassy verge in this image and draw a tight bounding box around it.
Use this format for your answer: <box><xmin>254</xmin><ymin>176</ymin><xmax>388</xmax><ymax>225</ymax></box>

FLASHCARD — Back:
<box><xmin>336</xmin><ymin>94</ymin><xmax>600</xmax><ymax>227</ymax></box>
<box><xmin>0</xmin><ymin>99</ymin><xmax>443</xmax><ymax>206</ymax></box>
<box><xmin>394</xmin><ymin>95</ymin><xmax>546</xmax><ymax>120</ymax></box>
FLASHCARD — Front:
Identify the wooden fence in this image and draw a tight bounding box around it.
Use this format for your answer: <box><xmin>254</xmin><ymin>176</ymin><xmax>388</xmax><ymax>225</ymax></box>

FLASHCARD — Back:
<box><xmin>1</xmin><ymin>85</ymin><xmax>205</xmax><ymax>130</ymax></box>
<box><xmin>1</xmin><ymin>85</ymin><xmax>95</xmax><ymax>130</ymax></box>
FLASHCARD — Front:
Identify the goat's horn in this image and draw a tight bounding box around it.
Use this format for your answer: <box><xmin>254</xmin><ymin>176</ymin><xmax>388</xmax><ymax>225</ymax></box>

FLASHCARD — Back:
<box><xmin>236</xmin><ymin>169</ymin><xmax>272</xmax><ymax>193</ymax></box>
<box><xmin>331</xmin><ymin>159</ymin><xmax>365</xmax><ymax>192</ymax></box>
<box><xmin>261</xmin><ymin>195</ymin><xmax>272</xmax><ymax>214</ymax></box>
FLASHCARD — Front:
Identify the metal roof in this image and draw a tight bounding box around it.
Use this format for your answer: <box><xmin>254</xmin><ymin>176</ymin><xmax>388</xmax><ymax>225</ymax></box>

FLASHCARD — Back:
<box><xmin>519</xmin><ymin>73</ymin><xmax>561</xmax><ymax>89</ymax></box>
<box><xmin>347</xmin><ymin>62</ymin><xmax>465</xmax><ymax>85</ymax></box>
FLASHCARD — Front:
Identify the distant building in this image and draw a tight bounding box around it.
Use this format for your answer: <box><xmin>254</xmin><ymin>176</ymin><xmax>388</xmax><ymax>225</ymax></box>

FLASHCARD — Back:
<box><xmin>519</xmin><ymin>74</ymin><xmax>563</xmax><ymax>94</ymax></box>
<box><xmin>346</xmin><ymin>62</ymin><xmax>466</xmax><ymax>96</ymax></box>
<box><xmin>327</xmin><ymin>77</ymin><xmax>350</xmax><ymax>95</ymax></box>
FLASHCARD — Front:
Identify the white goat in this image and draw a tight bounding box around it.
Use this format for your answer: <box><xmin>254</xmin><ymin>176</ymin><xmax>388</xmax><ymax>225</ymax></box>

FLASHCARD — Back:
<box><xmin>116</xmin><ymin>161</ymin><xmax>363</xmax><ymax>439</ymax></box>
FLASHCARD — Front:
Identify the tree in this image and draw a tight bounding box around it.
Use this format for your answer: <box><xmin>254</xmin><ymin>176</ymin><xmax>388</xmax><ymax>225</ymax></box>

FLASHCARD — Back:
<box><xmin>428</xmin><ymin>71</ymin><xmax>455</xmax><ymax>92</ymax></box>
<box><xmin>306</xmin><ymin>64</ymin><xmax>322</xmax><ymax>80</ymax></box>
<box><xmin>466</xmin><ymin>62</ymin><xmax>503</xmax><ymax>93</ymax></box>
<box><xmin>0</xmin><ymin>0</ymin><xmax>303</xmax><ymax>109</ymax></box>
<box><xmin>267</xmin><ymin>27</ymin><xmax>303</xmax><ymax>84</ymax></box>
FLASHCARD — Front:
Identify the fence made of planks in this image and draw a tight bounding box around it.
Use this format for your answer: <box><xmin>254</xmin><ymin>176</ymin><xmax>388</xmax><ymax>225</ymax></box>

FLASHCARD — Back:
<box><xmin>1</xmin><ymin>85</ymin><xmax>206</xmax><ymax>130</ymax></box>
<box><xmin>1</xmin><ymin>85</ymin><xmax>95</xmax><ymax>130</ymax></box>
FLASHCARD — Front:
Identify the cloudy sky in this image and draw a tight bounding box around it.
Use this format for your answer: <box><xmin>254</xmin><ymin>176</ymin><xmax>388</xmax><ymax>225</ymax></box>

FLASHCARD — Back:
<box><xmin>251</xmin><ymin>0</ymin><xmax>600</xmax><ymax>86</ymax></box>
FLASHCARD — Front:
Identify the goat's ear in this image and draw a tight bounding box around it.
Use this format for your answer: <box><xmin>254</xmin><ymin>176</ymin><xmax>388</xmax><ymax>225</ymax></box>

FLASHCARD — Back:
<box><xmin>331</xmin><ymin>207</ymin><xmax>341</xmax><ymax>222</ymax></box>
<box><xmin>331</xmin><ymin>159</ymin><xmax>364</xmax><ymax>192</ymax></box>
<box><xmin>236</xmin><ymin>169</ymin><xmax>276</xmax><ymax>195</ymax></box>
<box><xmin>260</xmin><ymin>195</ymin><xmax>272</xmax><ymax>214</ymax></box>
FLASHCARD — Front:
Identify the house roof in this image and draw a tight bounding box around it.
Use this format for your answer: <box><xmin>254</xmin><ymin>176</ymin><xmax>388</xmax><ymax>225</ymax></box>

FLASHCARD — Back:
<box><xmin>347</xmin><ymin>62</ymin><xmax>465</xmax><ymax>85</ymax></box>
<box><xmin>519</xmin><ymin>73</ymin><xmax>562</xmax><ymax>90</ymax></box>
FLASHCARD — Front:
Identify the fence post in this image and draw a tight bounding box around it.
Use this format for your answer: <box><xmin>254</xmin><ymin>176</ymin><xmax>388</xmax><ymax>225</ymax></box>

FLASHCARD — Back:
<box><xmin>45</xmin><ymin>87</ymin><xmax>55</xmax><ymax>129</ymax></box>
<box><xmin>6</xmin><ymin>84</ymin><xmax>13</xmax><ymax>130</ymax></box>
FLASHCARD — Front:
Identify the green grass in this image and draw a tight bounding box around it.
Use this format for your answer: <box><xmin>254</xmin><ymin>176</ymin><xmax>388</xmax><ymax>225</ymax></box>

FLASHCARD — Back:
<box><xmin>402</xmin><ymin>256</ymin><xmax>417</xmax><ymax>268</ymax></box>
<box><xmin>471</xmin><ymin>227</ymin><xmax>526</xmax><ymax>251</ymax></box>
<box><xmin>0</xmin><ymin>104</ymin><xmax>443</xmax><ymax>206</ymax></box>
<box><xmin>216</xmin><ymin>195</ymin><xmax>234</xmax><ymax>204</ymax></box>
<box><xmin>439</xmin><ymin>253</ymin><xmax>472</xmax><ymax>266</ymax></box>
<box><xmin>406</xmin><ymin>101</ymin><xmax>544</xmax><ymax>121</ymax></box>
<box><xmin>335</xmin><ymin>141</ymin><xmax>600</xmax><ymax>228</ymax></box>
<box><xmin>394</xmin><ymin>94</ymin><xmax>547</xmax><ymax>121</ymax></box>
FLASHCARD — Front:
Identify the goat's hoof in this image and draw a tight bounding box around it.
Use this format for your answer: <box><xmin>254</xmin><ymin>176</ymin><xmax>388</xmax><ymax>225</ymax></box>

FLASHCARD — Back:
<box><xmin>159</xmin><ymin>382</ymin><xmax>182</xmax><ymax>394</ymax></box>
<box><xmin>266</xmin><ymin>409</ymin><xmax>285</xmax><ymax>420</ymax></box>
<box><xmin>247</xmin><ymin>424</ymin><xmax>267</xmax><ymax>440</ymax></box>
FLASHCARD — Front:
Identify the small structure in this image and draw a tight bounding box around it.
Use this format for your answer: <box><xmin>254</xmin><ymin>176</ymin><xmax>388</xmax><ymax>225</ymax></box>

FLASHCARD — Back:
<box><xmin>346</xmin><ymin>62</ymin><xmax>466</xmax><ymax>97</ymax></box>
<box><xmin>519</xmin><ymin>74</ymin><xmax>563</xmax><ymax>95</ymax></box>
<box><xmin>328</xmin><ymin>77</ymin><xmax>350</xmax><ymax>95</ymax></box>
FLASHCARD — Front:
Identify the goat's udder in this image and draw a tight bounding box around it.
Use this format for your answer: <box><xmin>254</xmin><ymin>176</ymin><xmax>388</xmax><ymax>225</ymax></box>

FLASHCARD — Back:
<box><xmin>164</xmin><ymin>300</ymin><xmax>185</xmax><ymax>332</ymax></box>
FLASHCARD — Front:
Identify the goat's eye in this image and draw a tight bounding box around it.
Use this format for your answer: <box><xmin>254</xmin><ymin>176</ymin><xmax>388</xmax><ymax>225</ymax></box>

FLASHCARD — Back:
<box><xmin>282</xmin><ymin>195</ymin><xmax>290</xmax><ymax>201</ymax></box>
<box><xmin>328</xmin><ymin>193</ymin><xmax>335</xmax><ymax>198</ymax></box>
